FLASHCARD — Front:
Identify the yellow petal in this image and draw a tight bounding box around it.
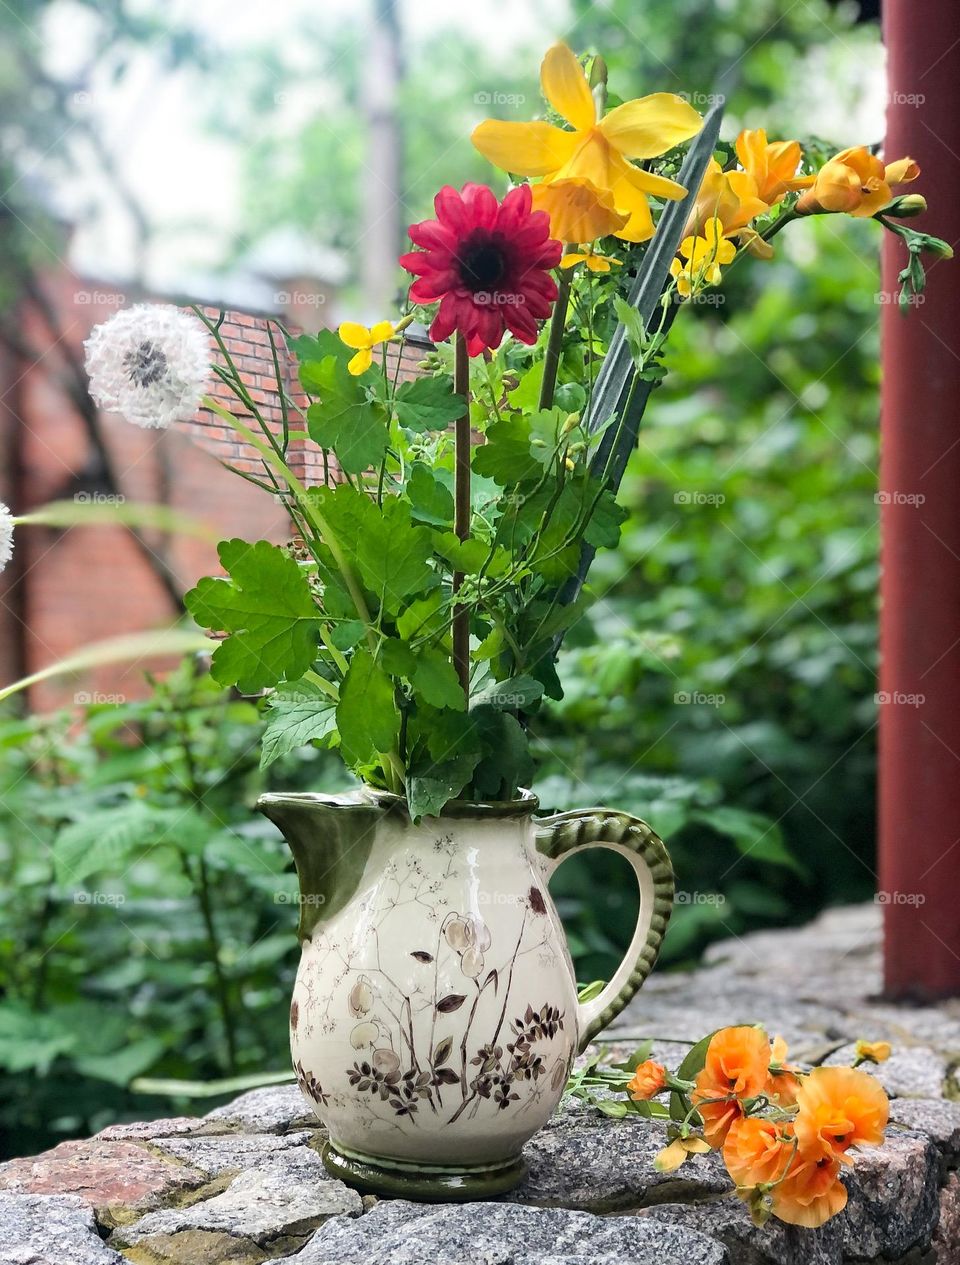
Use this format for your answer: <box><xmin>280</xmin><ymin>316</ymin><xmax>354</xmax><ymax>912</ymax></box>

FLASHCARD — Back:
<box><xmin>626</xmin><ymin>166</ymin><xmax>689</xmax><ymax>202</ymax></box>
<box><xmin>532</xmin><ymin>176</ymin><xmax>629</xmax><ymax>243</ymax></box>
<box><xmin>560</xmin><ymin>252</ymin><xmax>589</xmax><ymax>268</ymax></box>
<box><xmin>600</xmin><ymin>93</ymin><xmax>703</xmax><ymax>160</ymax></box>
<box><xmin>885</xmin><ymin>157</ymin><xmax>920</xmax><ymax>186</ymax></box>
<box><xmin>472</xmin><ymin>119</ymin><xmax>579</xmax><ymax>178</ymax></box>
<box><xmin>654</xmin><ymin>1139</ymin><xmax>690</xmax><ymax>1173</ymax></box>
<box><xmin>683</xmin><ymin>1137</ymin><xmax>713</xmax><ymax>1154</ymax></box>
<box><xmin>347</xmin><ymin>348</ymin><xmax>373</xmax><ymax>376</ymax></box>
<box><xmin>584</xmin><ymin>254</ymin><xmax>618</xmax><ymax>272</ymax></box>
<box><xmin>368</xmin><ymin>320</ymin><xmax>396</xmax><ymax>345</ymax></box>
<box><xmin>338</xmin><ymin>321</ymin><xmax>372</xmax><ymax>351</ymax></box>
<box><xmin>541</xmin><ymin>42</ymin><xmax>596</xmax><ymax>132</ymax></box>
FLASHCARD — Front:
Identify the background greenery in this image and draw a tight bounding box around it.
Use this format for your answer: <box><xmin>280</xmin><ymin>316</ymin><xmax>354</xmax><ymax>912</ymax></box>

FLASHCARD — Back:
<box><xmin>0</xmin><ymin>0</ymin><xmax>883</xmax><ymax>1157</ymax></box>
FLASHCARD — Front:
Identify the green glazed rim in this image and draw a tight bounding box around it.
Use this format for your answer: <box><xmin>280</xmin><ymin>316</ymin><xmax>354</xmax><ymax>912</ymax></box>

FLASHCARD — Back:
<box><xmin>321</xmin><ymin>1139</ymin><xmax>528</xmax><ymax>1201</ymax></box>
<box><xmin>361</xmin><ymin>785</ymin><xmax>540</xmax><ymax>819</ymax></box>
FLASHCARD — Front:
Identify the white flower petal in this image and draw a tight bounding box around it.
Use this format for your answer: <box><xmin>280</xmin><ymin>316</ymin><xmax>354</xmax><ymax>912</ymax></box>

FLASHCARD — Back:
<box><xmin>84</xmin><ymin>304</ymin><xmax>211</xmax><ymax>430</ymax></box>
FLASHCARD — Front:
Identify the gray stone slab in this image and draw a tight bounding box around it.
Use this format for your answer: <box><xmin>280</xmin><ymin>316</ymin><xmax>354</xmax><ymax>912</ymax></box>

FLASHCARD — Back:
<box><xmin>889</xmin><ymin>1097</ymin><xmax>960</xmax><ymax>1155</ymax></box>
<box><xmin>640</xmin><ymin>1197</ymin><xmax>844</xmax><ymax>1265</ymax></box>
<box><xmin>840</xmin><ymin>1132</ymin><xmax>940</xmax><ymax>1260</ymax></box>
<box><xmin>151</xmin><ymin>1130</ymin><xmax>316</xmax><ymax>1177</ymax></box>
<box><xmin>824</xmin><ymin>1042</ymin><xmax>947</xmax><ymax>1098</ymax></box>
<box><xmin>283</xmin><ymin>1199</ymin><xmax>729</xmax><ymax>1265</ymax></box>
<box><xmin>203</xmin><ymin>1083</ymin><xmax>317</xmax><ymax>1135</ymax></box>
<box><xmin>0</xmin><ymin>1192</ymin><xmax>124</xmax><ymax>1264</ymax></box>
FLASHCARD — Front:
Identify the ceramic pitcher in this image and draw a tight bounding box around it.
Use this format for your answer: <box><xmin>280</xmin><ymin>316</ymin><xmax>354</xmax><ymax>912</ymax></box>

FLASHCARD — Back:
<box><xmin>258</xmin><ymin>787</ymin><xmax>673</xmax><ymax>1200</ymax></box>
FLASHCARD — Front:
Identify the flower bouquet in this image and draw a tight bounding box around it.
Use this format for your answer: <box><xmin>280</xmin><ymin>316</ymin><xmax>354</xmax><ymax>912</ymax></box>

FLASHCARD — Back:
<box><xmin>2</xmin><ymin>39</ymin><xmax>942</xmax><ymax>1206</ymax></box>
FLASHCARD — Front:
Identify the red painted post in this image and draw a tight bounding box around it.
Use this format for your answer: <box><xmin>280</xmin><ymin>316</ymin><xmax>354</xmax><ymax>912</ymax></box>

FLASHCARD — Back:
<box><xmin>880</xmin><ymin>2</ymin><xmax>960</xmax><ymax>999</ymax></box>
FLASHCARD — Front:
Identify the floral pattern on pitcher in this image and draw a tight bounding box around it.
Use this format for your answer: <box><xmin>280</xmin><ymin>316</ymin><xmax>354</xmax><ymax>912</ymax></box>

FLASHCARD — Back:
<box><xmin>290</xmin><ymin>845</ymin><xmax>573</xmax><ymax>1129</ymax></box>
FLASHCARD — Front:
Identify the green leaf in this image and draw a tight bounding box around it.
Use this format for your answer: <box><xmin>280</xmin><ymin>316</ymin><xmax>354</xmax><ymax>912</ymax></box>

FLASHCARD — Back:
<box><xmin>53</xmin><ymin>803</ymin><xmax>211</xmax><ymax>884</ymax></box>
<box><xmin>74</xmin><ymin>1036</ymin><xmax>166</xmax><ymax>1086</ymax></box>
<box><xmin>356</xmin><ymin>499</ymin><xmax>437</xmax><ymax>614</ymax></box>
<box><xmin>473</xmin><ymin>674</ymin><xmax>544</xmax><ymax>711</ymax></box>
<box><xmin>291</xmin><ymin>330</ymin><xmax>346</xmax><ymax>391</ymax></box>
<box><xmin>306</xmin><ymin>357</ymin><xmax>389</xmax><ymax>473</ymax></box>
<box><xmin>406</xmin><ymin>752</ymin><xmax>482</xmax><ymax>822</ymax></box>
<box><xmin>0</xmin><ymin>1004</ymin><xmax>76</xmax><ymax>1074</ymax></box>
<box><xmin>260</xmin><ymin>682</ymin><xmax>338</xmax><ymax>769</ymax></box>
<box><xmin>396</xmin><ymin>590</ymin><xmax>445</xmax><ymax>643</ymax></box>
<box><xmin>583</xmin><ymin>484</ymin><xmax>629</xmax><ymax>550</ymax></box>
<box><xmin>407</xmin><ymin>463</ymin><xmax>455</xmax><ymax>527</ymax></box>
<box><xmin>185</xmin><ymin>540</ymin><xmax>321</xmax><ymax>693</ymax></box>
<box><xmin>472</xmin><ymin>416</ymin><xmax>542</xmax><ymax>486</ymax></box>
<box><xmin>432</xmin><ymin>532</ymin><xmax>491</xmax><ymax>574</ymax></box>
<box><xmin>395</xmin><ymin>375</ymin><xmax>465</xmax><ymax>431</ymax></box>
<box><xmin>470</xmin><ymin>708</ymin><xmax>533</xmax><ymax>800</ymax></box>
<box><xmin>692</xmin><ymin>807</ymin><xmax>803</xmax><ymax>874</ymax></box>
<box><xmin>413</xmin><ymin>647</ymin><xmax>466</xmax><ymax>711</ymax></box>
<box><xmin>336</xmin><ymin>650</ymin><xmax>400</xmax><ymax>768</ymax></box>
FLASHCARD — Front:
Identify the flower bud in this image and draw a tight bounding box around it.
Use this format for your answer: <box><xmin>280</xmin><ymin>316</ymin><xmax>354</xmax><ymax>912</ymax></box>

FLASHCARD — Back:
<box><xmin>884</xmin><ymin>194</ymin><xmax>927</xmax><ymax>218</ymax></box>
<box><xmin>589</xmin><ymin>55</ymin><xmax>608</xmax><ymax>90</ymax></box>
<box><xmin>925</xmin><ymin>236</ymin><xmax>954</xmax><ymax>259</ymax></box>
<box><xmin>562</xmin><ymin>412</ymin><xmax>580</xmax><ymax>435</ymax></box>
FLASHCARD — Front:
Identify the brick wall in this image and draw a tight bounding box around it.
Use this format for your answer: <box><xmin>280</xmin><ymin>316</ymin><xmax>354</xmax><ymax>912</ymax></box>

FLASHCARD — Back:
<box><xmin>0</xmin><ymin>282</ymin><xmax>430</xmax><ymax>709</ymax></box>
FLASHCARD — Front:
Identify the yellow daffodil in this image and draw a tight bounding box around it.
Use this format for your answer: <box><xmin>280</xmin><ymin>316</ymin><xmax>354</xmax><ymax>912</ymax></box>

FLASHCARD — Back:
<box><xmin>654</xmin><ymin>1135</ymin><xmax>712</xmax><ymax>1173</ymax></box>
<box><xmin>854</xmin><ymin>1039</ymin><xmax>892</xmax><ymax>1066</ymax></box>
<box><xmin>735</xmin><ymin>129</ymin><xmax>810</xmax><ymax>206</ymax></box>
<box><xmin>338</xmin><ymin>320</ymin><xmax>398</xmax><ymax>375</ymax></box>
<box><xmin>559</xmin><ymin>248</ymin><xmax>622</xmax><ymax>273</ymax></box>
<box><xmin>670</xmin><ymin>217</ymin><xmax>737</xmax><ymax>297</ymax></box>
<box><xmin>685</xmin><ymin>158</ymin><xmax>769</xmax><ymax>237</ymax></box>
<box><xmin>531</xmin><ymin>176</ymin><xmax>628</xmax><ymax>244</ymax></box>
<box><xmin>472</xmin><ymin>42</ymin><xmax>703</xmax><ymax>243</ymax></box>
<box><xmin>796</xmin><ymin>147</ymin><xmax>920</xmax><ymax>218</ymax></box>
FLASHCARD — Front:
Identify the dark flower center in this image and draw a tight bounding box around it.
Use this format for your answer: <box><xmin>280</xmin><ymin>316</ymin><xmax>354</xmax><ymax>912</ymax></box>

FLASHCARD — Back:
<box><xmin>124</xmin><ymin>339</ymin><xmax>168</xmax><ymax>388</ymax></box>
<box><xmin>458</xmin><ymin>233</ymin><xmax>507</xmax><ymax>292</ymax></box>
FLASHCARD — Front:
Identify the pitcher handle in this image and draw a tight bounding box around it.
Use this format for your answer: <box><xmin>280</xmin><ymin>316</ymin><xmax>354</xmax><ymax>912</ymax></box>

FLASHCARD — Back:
<box><xmin>535</xmin><ymin>808</ymin><xmax>674</xmax><ymax>1051</ymax></box>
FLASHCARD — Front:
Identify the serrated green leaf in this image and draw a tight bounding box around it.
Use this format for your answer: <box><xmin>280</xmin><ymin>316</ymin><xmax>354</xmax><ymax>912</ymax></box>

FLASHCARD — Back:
<box><xmin>408</xmin><ymin>464</ymin><xmax>455</xmax><ymax>527</ymax></box>
<box><xmin>53</xmin><ymin>802</ymin><xmax>211</xmax><ymax>884</ymax></box>
<box><xmin>260</xmin><ymin>683</ymin><xmax>338</xmax><ymax>768</ymax></box>
<box><xmin>395</xmin><ymin>375</ymin><xmax>465</xmax><ymax>431</ymax></box>
<box><xmin>356</xmin><ymin>499</ymin><xmax>437</xmax><ymax>614</ymax></box>
<box><xmin>406</xmin><ymin>751</ymin><xmax>482</xmax><ymax>822</ymax></box>
<box><xmin>472</xmin><ymin>416</ymin><xmax>541</xmax><ymax>485</ymax></box>
<box><xmin>336</xmin><ymin>649</ymin><xmax>400</xmax><ymax>768</ymax></box>
<box><xmin>186</xmin><ymin>540</ymin><xmax>321</xmax><ymax>693</ymax></box>
<box><xmin>306</xmin><ymin>357</ymin><xmax>389</xmax><ymax>472</ymax></box>
<box><xmin>473</xmin><ymin>674</ymin><xmax>544</xmax><ymax>711</ymax></box>
<box><xmin>413</xmin><ymin>647</ymin><xmax>466</xmax><ymax>711</ymax></box>
<box><xmin>432</xmin><ymin>531</ymin><xmax>491</xmax><ymax>574</ymax></box>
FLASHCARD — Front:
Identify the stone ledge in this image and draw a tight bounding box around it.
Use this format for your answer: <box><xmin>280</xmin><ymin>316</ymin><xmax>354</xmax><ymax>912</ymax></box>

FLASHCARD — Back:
<box><xmin>2</xmin><ymin>905</ymin><xmax>958</xmax><ymax>1265</ymax></box>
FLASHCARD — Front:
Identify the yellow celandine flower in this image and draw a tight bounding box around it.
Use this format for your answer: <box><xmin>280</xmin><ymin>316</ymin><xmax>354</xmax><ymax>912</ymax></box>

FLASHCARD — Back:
<box><xmin>796</xmin><ymin>147</ymin><xmax>920</xmax><ymax>218</ymax></box>
<box><xmin>735</xmin><ymin>128</ymin><xmax>810</xmax><ymax>206</ymax></box>
<box><xmin>338</xmin><ymin>320</ymin><xmax>399</xmax><ymax>375</ymax></box>
<box><xmin>472</xmin><ymin>42</ymin><xmax>703</xmax><ymax>243</ymax></box>
<box><xmin>655</xmin><ymin>1135</ymin><xmax>712</xmax><ymax>1173</ymax></box>
<box><xmin>670</xmin><ymin>218</ymin><xmax>737</xmax><ymax>297</ymax></box>
<box><xmin>559</xmin><ymin>248</ymin><xmax>622</xmax><ymax>273</ymax></box>
<box><xmin>854</xmin><ymin>1039</ymin><xmax>892</xmax><ymax>1065</ymax></box>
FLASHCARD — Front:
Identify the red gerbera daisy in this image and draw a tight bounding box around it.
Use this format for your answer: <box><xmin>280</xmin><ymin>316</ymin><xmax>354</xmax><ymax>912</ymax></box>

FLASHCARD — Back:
<box><xmin>400</xmin><ymin>182</ymin><xmax>562</xmax><ymax>357</ymax></box>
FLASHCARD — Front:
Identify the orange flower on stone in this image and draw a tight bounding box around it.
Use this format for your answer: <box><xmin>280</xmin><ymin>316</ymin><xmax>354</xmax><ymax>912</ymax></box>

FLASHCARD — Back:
<box><xmin>794</xmin><ymin>1066</ymin><xmax>888</xmax><ymax>1162</ymax></box>
<box><xmin>769</xmin><ymin>1142</ymin><xmax>848</xmax><ymax>1228</ymax></box>
<box><xmin>627</xmin><ymin>1059</ymin><xmax>668</xmax><ymax>1101</ymax></box>
<box><xmin>796</xmin><ymin>146</ymin><xmax>920</xmax><ymax>218</ymax></box>
<box><xmin>735</xmin><ymin>128</ymin><xmax>811</xmax><ymax>206</ymax></box>
<box><xmin>692</xmin><ymin>1025</ymin><xmax>771</xmax><ymax>1147</ymax></box>
<box><xmin>723</xmin><ymin>1116</ymin><xmax>794</xmax><ymax>1189</ymax></box>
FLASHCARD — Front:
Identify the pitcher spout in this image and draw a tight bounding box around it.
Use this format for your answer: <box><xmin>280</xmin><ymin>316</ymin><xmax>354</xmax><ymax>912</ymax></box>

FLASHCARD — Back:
<box><xmin>256</xmin><ymin>791</ymin><xmax>383</xmax><ymax>941</ymax></box>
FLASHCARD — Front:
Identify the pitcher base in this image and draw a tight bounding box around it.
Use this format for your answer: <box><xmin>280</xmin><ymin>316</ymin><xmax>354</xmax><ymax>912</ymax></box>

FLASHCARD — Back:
<box><xmin>321</xmin><ymin>1140</ymin><xmax>528</xmax><ymax>1201</ymax></box>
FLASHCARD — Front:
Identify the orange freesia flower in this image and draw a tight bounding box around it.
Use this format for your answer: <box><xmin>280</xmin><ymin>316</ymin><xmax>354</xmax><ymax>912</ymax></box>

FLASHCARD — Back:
<box><xmin>531</xmin><ymin>177</ymin><xmax>628</xmax><ymax>244</ymax></box>
<box><xmin>769</xmin><ymin>1143</ymin><xmax>848</xmax><ymax>1228</ymax></box>
<box><xmin>735</xmin><ymin>128</ymin><xmax>810</xmax><ymax>206</ymax></box>
<box><xmin>685</xmin><ymin>158</ymin><xmax>769</xmax><ymax>237</ymax></box>
<box><xmin>796</xmin><ymin>146</ymin><xmax>920</xmax><ymax>218</ymax></box>
<box><xmin>473</xmin><ymin>42</ymin><xmax>703</xmax><ymax>242</ymax></box>
<box><xmin>692</xmin><ymin>1025</ymin><xmax>771</xmax><ymax>1146</ymax></box>
<box><xmin>794</xmin><ymin>1066</ymin><xmax>888</xmax><ymax>1162</ymax></box>
<box><xmin>627</xmin><ymin>1059</ymin><xmax>668</xmax><ymax>1100</ymax></box>
<box><xmin>723</xmin><ymin>1116</ymin><xmax>794</xmax><ymax>1188</ymax></box>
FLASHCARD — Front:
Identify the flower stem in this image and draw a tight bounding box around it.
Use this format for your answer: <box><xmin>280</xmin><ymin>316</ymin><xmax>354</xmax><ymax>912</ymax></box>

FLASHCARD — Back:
<box><xmin>453</xmin><ymin>333</ymin><xmax>471</xmax><ymax>701</ymax></box>
<box><xmin>538</xmin><ymin>267</ymin><xmax>573</xmax><ymax>411</ymax></box>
